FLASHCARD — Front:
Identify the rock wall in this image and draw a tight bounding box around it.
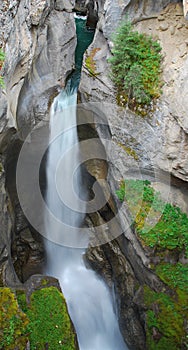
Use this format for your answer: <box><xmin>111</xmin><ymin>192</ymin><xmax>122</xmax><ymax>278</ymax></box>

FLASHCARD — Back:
<box><xmin>0</xmin><ymin>0</ymin><xmax>187</xmax><ymax>348</ymax></box>
<box><xmin>80</xmin><ymin>0</ymin><xmax>188</xmax><ymax>183</ymax></box>
<box><xmin>183</xmin><ymin>0</ymin><xmax>188</xmax><ymax>18</ymax></box>
<box><xmin>79</xmin><ymin>0</ymin><xmax>188</xmax><ymax>348</ymax></box>
<box><xmin>0</xmin><ymin>0</ymin><xmax>77</xmax><ymax>286</ymax></box>
<box><xmin>1</xmin><ymin>0</ymin><xmax>77</xmax><ymax>139</ymax></box>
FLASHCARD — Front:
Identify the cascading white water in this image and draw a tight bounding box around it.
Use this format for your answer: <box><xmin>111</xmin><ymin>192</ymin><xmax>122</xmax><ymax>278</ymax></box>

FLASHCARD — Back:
<box><xmin>45</xmin><ymin>85</ymin><xmax>128</xmax><ymax>350</ymax></box>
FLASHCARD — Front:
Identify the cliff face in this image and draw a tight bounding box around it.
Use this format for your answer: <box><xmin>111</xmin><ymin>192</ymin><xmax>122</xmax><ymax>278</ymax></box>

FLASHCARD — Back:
<box><xmin>79</xmin><ymin>0</ymin><xmax>188</xmax><ymax>349</ymax></box>
<box><xmin>80</xmin><ymin>0</ymin><xmax>188</xmax><ymax>183</ymax></box>
<box><xmin>1</xmin><ymin>0</ymin><xmax>76</xmax><ymax>139</ymax></box>
<box><xmin>0</xmin><ymin>0</ymin><xmax>77</xmax><ymax>286</ymax></box>
<box><xmin>0</xmin><ymin>1</ymin><xmax>187</xmax><ymax>349</ymax></box>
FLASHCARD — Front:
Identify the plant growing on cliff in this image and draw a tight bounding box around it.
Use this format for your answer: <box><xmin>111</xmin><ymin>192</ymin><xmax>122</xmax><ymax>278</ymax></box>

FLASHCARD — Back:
<box><xmin>0</xmin><ymin>49</ymin><xmax>5</xmax><ymax>88</ymax></box>
<box><xmin>116</xmin><ymin>179</ymin><xmax>188</xmax><ymax>256</ymax></box>
<box><xmin>116</xmin><ymin>180</ymin><xmax>188</xmax><ymax>348</ymax></box>
<box><xmin>85</xmin><ymin>48</ymin><xmax>101</xmax><ymax>77</ymax></box>
<box><xmin>109</xmin><ymin>21</ymin><xmax>162</xmax><ymax>108</ymax></box>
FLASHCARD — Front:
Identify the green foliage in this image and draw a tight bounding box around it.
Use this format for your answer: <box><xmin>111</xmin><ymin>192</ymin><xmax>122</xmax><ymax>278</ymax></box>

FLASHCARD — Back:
<box><xmin>16</xmin><ymin>290</ymin><xmax>28</xmax><ymax>313</ymax></box>
<box><xmin>109</xmin><ymin>21</ymin><xmax>162</xmax><ymax>107</ymax></box>
<box><xmin>144</xmin><ymin>286</ymin><xmax>188</xmax><ymax>349</ymax></box>
<box><xmin>0</xmin><ymin>288</ymin><xmax>29</xmax><ymax>349</ymax></box>
<box><xmin>116</xmin><ymin>179</ymin><xmax>188</xmax><ymax>256</ymax></box>
<box><xmin>116</xmin><ymin>179</ymin><xmax>188</xmax><ymax>348</ymax></box>
<box><xmin>25</xmin><ymin>287</ymin><xmax>77</xmax><ymax>350</ymax></box>
<box><xmin>0</xmin><ymin>48</ymin><xmax>5</xmax><ymax>88</ymax></box>
<box><xmin>156</xmin><ymin>263</ymin><xmax>188</xmax><ymax>291</ymax></box>
<box><xmin>1</xmin><ymin>287</ymin><xmax>77</xmax><ymax>350</ymax></box>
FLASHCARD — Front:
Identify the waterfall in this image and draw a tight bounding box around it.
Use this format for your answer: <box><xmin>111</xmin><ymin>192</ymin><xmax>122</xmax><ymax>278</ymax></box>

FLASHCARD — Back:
<box><xmin>44</xmin><ymin>13</ymin><xmax>128</xmax><ymax>350</ymax></box>
<box><xmin>45</xmin><ymin>83</ymin><xmax>128</xmax><ymax>349</ymax></box>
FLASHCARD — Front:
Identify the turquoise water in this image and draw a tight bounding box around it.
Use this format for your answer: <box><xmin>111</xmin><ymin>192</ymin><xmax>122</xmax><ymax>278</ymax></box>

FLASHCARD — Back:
<box><xmin>68</xmin><ymin>15</ymin><xmax>95</xmax><ymax>90</ymax></box>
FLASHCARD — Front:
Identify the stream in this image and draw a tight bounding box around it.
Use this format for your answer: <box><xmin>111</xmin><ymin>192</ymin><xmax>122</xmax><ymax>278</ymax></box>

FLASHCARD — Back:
<box><xmin>44</xmin><ymin>15</ymin><xmax>128</xmax><ymax>350</ymax></box>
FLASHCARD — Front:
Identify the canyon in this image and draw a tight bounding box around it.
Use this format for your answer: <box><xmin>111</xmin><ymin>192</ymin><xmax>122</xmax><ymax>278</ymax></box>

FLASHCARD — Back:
<box><xmin>0</xmin><ymin>0</ymin><xmax>187</xmax><ymax>349</ymax></box>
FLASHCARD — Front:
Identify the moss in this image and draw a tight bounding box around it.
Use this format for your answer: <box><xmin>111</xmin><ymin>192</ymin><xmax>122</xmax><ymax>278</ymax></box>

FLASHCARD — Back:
<box><xmin>116</xmin><ymin>179</ymin><xmax>188</xmax><ymax>349</ymax></box>
<box><xmin>16</xmin><ymin>290</ymin><xmax>28</xmax><ymax>313</ymax></box>
<box><xmin>0</xmin><ymin>288</ymin><xmax>29</xmax><ymax>349</ymax></box>
<box><xmin>117</xmin><ymin>142</ymin><xmax>139</xmax><ymax>160</ymax></box>
<box><xmin>26</xmin><ymin>287</ymin><xmax>77</xmax><ymax>350</ymax></box>
<box><xmin>155</xmin><ymin>263</ymin><xmax>188</xmax><ymax>292</ymax></box>
<box><xmin>85</xmin><ymin>48</ymin><xmax>101</xmax><ymax>77</ymax></box>
<box><xmin>1</xmin><ymin>287</ymin><xmax>78</xmax><ymax>350</ymax></box>
<box><xmin>144</xmin><ymin>286</ymin><xmax>188</xmax><ymax>349</ymax></box>
<box><xmin>116</xmin><ymin>179</ymin><xmax>188</xmax><ymax>255</ymax></box>
<box><xmin>40</xmin><ymin>277</ymin><xmax>49</xmax><ymax>287</ymax></box>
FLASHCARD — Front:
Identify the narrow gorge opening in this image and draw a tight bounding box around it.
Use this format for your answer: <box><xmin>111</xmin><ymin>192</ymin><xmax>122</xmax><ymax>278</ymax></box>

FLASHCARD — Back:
<box><xmin>44</xmin><ymin>15</ymin><xmax>128</xmax><ymax>350</ymax></box>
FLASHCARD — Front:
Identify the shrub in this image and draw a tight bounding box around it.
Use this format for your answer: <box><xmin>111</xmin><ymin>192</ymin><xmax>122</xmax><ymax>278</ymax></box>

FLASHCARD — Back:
<box><xmin>109</xmin><ymin>21</ymin><xmax>162</xmax><ymax>107</ymax></box>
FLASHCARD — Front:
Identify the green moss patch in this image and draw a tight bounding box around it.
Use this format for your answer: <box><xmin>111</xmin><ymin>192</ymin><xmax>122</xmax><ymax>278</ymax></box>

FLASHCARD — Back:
<box><xmin>0</xmin><ymin>288</ymin><xmax>29</xmax><ymax>349</ymax></box>
<box><xmin>117</xmin><ymin>142</ymin><xmax>139</xmax><ymax>160</ymax></box>
<box><xmin>116</xmin><ymin>179</ymin><xmax>188</xmax><ymax>348</ymax></box>
<box><xmin>155</xmin><ymin>263</ymin><xmax>188</xmax><ymax>292</ymax></box>
<box><xmin>116</xmin><ymin>179</ymin><xmax>188</xmax><ymax>256</ymax></box>
<box><xmin>85</xmin><ymin>48</ymin><xmax>100</xmax><ymax>77</ymax></box>
<box><xmin>144</xmin><ymin>286</ymin><xmax>188</xmax><ymax>349</ymax></box>
<box><xmin>1</xmin><ymin>287</ymin><xmax>77</xmax><ymax>350</ymax></box>
<box><xmin>25</xmin><ymin>287</ymin><xmax>77</xmax><ymax>350</ymax></box>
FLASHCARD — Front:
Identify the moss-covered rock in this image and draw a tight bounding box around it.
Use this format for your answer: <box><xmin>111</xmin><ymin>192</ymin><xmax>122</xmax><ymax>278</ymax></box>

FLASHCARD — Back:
<box><xmin>25</xmin><ymin>286</ymin><xmax>78</xmax><ymax>350</ymax></box>
<box><xmin>116</xmin><ymin>179</ymin><xmax>188</xmax><ymax>349</ymax></box>
<box><xmin>0</xmin><ymin>284</ymin><xmax>78</xmax><ymax>350</ymax></box>
<box><xmin>85</xmin><ymin>48</ymin><xmax>101</xmax><ymax>77</ymax></box>
<box><xmin>0</xmin><ymin>287</ymin><xmax>29</xmax><ymax>349</ymax></box>
<box><xmin>144</xmin><ymin>286</ymin><xmax>188</xmax><ymax>350</ymax></box>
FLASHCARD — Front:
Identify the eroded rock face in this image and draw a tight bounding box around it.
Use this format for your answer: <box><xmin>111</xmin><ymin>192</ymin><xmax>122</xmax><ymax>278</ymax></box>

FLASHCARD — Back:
<box><xmin>183</xmin><ymin>0</ymin><xmax>188</xmax><ymax>18</ymax></box>
<box><xmin>80</xmin><ymin>1</ymin><xmax>188</xmax><ymax>182</ymax></box>
<box><xmin>0</xmin><ymin>0</ymin><xmax>77</xmax><ymax>286</ymax></box>
<box><xmin>3</xmin><ymin>0</ymin><xmax>77</xmax><ymax>139</ymax></box>
<box><xmin>79</xmin><ymin>0</ymin><xmax>188</xmax><ymax>348</ymax></box>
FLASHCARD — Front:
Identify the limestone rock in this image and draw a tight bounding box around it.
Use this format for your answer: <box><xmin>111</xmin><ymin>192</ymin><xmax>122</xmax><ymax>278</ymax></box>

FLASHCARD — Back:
<box><xmin>30</xmin><ymin>0</ymin><xmax>50</xmax><ymax>26</ymax></box>
<box><xmin>179</xmin><ymin>42</ymin><xmax>187</xmax><ymax>56</ymax></box>
<box><xmin>55</xmin><ymin>0</ymin><xmax>76</xmax><ymax>12</ymax></box>
<box><xmin>80</xmin><ymin>1</ymin><xmax>188</xmax><ymax>348</ymax></box>
<box><xmin>24</xmin><ymin>274</ymin><xmax>61</xmax><ymax>302</ymax></box>
<box><xmin>80</xmin><ymin>1</ymin><xmax>188</xmax><ymax>182</ymax></box>
<box><xmin>0</xmin><ymin>0</ymin><xmax>77</xmax><ymax>287</ymax></box>
<box><xmin>0</xmin><ymin>165</ymin><xmax>20</xmax><ymax>287</ymax></box>
<box><xmin>159</xmin><ymin>22</ymin><xmax>169</xmax><ymax>30</ymax></box>
<box><xmin>2</xmin><ymin>0</ymin><xmax>77</xmax><ymax>139</ymax></box>
<box><xmin>183</xmin><ymin>0</ymin><xmax>188</xmax><ymax>19</ymax></box>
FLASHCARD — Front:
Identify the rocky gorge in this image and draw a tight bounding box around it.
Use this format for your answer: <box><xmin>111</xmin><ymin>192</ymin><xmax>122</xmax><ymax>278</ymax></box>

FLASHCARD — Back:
<box><xmin>0</xmin><ymin>0</ymin><xmax>188</xmax><ymax>349</ymax></box>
